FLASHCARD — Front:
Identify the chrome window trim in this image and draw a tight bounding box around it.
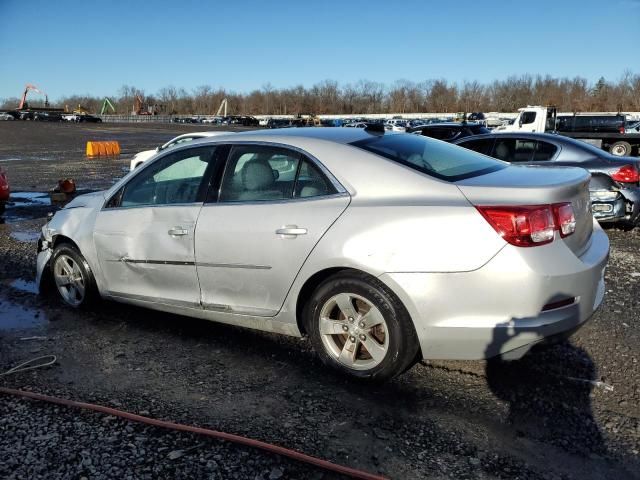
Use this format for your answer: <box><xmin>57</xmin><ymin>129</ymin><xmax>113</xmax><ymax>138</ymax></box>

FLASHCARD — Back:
<box><xmin>101</xmin><ymin>201</ymin><xmax>203</xmax><ymax>212</ymax></box>
<box><xmin>204</xmin><ymin>191</ymin><xmax>349</xmax><ymax>207</ymax></box>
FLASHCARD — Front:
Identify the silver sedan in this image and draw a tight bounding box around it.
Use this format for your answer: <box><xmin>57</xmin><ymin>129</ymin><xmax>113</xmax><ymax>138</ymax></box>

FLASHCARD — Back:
<box><xmin>37</xmin><ymin>127</ymin><xmax>609</xmax><ymax>381</ymax></box>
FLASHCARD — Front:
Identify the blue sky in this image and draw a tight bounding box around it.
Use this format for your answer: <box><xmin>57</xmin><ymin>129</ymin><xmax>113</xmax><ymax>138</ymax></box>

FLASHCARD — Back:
<box><xmin>0</xmin><ymin>0</ymin><xmax>638</xmax><ymax>100</ymax></box>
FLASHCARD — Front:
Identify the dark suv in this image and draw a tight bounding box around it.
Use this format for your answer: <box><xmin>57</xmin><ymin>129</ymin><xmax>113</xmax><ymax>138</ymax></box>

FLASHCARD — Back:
<box><xmin>408</xmin><ymin>122</ymin><xmax>491</xmax><ymax>142</ymax></box>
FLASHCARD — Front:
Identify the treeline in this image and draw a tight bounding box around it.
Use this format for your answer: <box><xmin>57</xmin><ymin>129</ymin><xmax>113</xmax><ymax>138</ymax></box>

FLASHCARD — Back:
<box><xmin>2</xmin><ymin>73</ymin><xmax>640</xmax><ymax>115</ymax></box>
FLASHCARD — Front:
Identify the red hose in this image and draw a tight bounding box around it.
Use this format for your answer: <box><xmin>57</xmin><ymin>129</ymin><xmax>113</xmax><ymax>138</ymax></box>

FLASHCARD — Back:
<box><xmin>0</xmin><ymin>387</ymin><xmax>388</xmax><ymax>480</ymax></box>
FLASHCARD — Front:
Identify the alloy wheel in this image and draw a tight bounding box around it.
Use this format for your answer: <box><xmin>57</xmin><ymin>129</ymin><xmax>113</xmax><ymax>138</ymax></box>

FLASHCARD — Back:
<box><xmin>53</xmin><ymin>254</ymin><xmax>86</xmax><ymax>307</ymax></box>
<box><xmin>319</xmin><ymin>293</ymin><xmax>389</xmax><ymax>371</ymax></box>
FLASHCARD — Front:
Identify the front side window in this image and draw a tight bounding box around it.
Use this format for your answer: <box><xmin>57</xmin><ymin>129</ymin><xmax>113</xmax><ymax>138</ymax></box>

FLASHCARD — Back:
<box><xmin>118</xmin><ymin>147</ymin><xmax>215</xmax><ymax>207</ymax></box>
<box><xmin>520</xmin><ymin>112</ymin><xmax>537</xmax><ymax>125</ymax></box>
<box><xmin>352</xmin><ymin>134</ymin><xmax>505</xmax><ymax>181</ymax></box>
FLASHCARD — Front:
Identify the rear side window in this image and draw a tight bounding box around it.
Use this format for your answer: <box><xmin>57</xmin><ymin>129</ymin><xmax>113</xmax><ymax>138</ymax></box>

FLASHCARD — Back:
<box><xmin>351</xmin><ymin>134</ymin><xmax>505</xmax><ymax>182</ymax></box>
<box><xmin>520</xmin><ymin>112</ymin><xmax>537</xmax><ymax>124</ymax></box>
<box><xmin>218</xmin><ymin>146</ymin><xmax>336</xmax><ymax>202</ymax></box>
<box><xmin>458</xmin><ymin>138</ymin><xmax>494</xmax><ymax>155</ymax></box>
<box><xmin>219</xmin><ymin>146</ymin><xmax>300</xmax><ymax>202</ymax></box>
<box><xmin>533</xmin><ymin>141</ymin><xmax>558</xmax><ymax>161</ymax></box>
<box><xmin>493</xmin><ymin>138</ymin><xmax>536</xmax><ymax>162</ymax></box>
<box><xmin>295</xmin><ymin>159</ymin><xmax>333</xmax><ymax>198</ymax></box>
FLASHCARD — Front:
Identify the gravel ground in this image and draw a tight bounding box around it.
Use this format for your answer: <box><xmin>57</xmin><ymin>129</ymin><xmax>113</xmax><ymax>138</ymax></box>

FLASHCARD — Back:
<box><xmin>0</xmin><ymin>122</ymin><xmax>638</xmax><ymax>479</ymax></box>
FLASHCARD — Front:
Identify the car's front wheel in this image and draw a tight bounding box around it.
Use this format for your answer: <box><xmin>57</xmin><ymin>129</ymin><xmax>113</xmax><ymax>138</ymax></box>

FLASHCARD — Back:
<box><xmin>305</xmin><ymin>272</ymin><xmax>419</xmax><ymax>381</ymax></box>
<box><xmin>50</xmin><ymin>244</ymin><xmax>97</xmax><ymax>308</ymax></box>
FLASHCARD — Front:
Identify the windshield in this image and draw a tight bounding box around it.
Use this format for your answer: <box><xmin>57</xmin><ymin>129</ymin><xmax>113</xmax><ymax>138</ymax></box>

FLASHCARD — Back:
<box><xmin>351</xmin><ymin>134</ymin><xmax>506</xmax><ymax>181</ymax></box>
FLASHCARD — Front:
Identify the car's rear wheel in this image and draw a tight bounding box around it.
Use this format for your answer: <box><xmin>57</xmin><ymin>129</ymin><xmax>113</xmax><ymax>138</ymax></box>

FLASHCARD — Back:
<box><xmin>305</xmin><ymin>272</ymin><xmax>419</xmax><ymax>381</ymax></box>
<box><xmin>609</xmin><ymin>141</ymin><xmax>632</xmax><ymax>156</ymax></box>
<box><xmin>51</xmin><ymin>244</ymin><xmax>97</xmax><ymax>308</ymax></box>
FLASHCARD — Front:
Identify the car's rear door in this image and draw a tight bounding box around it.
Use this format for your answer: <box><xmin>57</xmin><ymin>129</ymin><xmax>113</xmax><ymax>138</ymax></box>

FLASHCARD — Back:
<box><xmin>194</xmin><ymin>143</ymin><xmax>350</xmax><ymax>316</ymax></box>
<box><xmin>94</xmin><ymin>146</ymin><xmax>219</xmax><ymax>307</ymax></box>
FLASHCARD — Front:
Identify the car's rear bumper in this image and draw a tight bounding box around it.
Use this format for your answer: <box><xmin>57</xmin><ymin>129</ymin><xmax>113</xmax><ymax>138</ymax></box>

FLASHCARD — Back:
<box><xmin>380</xmin><ymin>221</ymin><xmax>609</xmax><ymax>360</ymax></box>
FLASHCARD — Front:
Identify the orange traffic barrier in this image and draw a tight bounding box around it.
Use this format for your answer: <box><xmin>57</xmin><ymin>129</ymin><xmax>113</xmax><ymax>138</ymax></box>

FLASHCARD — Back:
<box><xmin>86</xmin><ymin>141</ymin><xmax>121</xmax><ymax>157</ymax></box>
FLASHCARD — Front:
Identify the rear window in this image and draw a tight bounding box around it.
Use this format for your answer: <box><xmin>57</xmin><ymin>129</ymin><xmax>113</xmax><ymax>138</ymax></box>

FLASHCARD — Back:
<box><xmin>351</xmin><ymin>134</ymin><xmax>506</xmax><ymax>182</ymax></box>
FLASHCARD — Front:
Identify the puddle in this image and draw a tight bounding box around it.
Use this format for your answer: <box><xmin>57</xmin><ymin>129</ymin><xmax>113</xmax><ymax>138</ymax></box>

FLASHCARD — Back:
<box><xmin>10</xmin><ymin>192</ymin><xmax>51</xmax><ymax>207</ymax></box>
<box><xmin>8</xmin><ymin>279</ymin><xmax>39</xmax><ymax>295</ymax></box>
<box><xmin>0</xmin><ymin>297</ymin><xmax>48</xmax><ymax>330</ymax></box>
<box><xmin>10</xmin><ymin>230</ymin><xmax>40</xmax><ymax>242</ymax></box>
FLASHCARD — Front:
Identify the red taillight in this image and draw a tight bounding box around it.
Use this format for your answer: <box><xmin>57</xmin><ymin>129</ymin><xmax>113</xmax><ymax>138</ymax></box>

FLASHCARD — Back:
<box><xmin>477</xmin><ymin>202</ymin><xmax>575</xmax><ymax>247</ymax></box>
<box><xmin>611</xmin><ymin>164</ymin><xmax>640</xmax><ymax>183</ymax></box>
<box><xmin>619</xmin><ymin>125</ymin><xmax>625</xmax><ymax>134</ymax></box>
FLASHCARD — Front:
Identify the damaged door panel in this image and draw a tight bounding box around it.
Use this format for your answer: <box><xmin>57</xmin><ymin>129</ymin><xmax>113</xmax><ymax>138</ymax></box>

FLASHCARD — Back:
<box><xmin>94</xmin><ymin>146</ymin><xmax>218</xmax><ymax>307</ymax></box>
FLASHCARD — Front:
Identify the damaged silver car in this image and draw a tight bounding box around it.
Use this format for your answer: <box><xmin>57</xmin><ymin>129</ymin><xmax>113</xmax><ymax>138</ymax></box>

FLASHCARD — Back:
<box><xmin>37</xmin><ymin>128</ymin><xmax>609</xmax><ymax>380</ymax></box>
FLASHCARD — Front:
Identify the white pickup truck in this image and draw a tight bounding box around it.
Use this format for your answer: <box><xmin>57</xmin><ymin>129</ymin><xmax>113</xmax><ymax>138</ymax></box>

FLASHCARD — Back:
<box><xmin>495</xmin><ymin>106</ymin><xmax>640</xmax><ymax>157</ymax></box>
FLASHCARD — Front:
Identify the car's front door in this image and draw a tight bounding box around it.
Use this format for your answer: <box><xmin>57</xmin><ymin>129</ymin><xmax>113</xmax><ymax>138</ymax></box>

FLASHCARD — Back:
<box><xmin>94</xmin><ymin>146</ymin><xmax>219</xmax><ymax>307</ymax></box>
<box><xmin>194</xmin><ymin>144</ymin><xmax>350</xmax><ymax>316</ymax></box>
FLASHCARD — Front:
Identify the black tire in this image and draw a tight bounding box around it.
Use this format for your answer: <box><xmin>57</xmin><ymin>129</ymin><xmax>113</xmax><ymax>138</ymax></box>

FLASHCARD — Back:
<box><xmin>304</xmin><ymin>271</ymin><xmax>419</xmax><ymax>381</ymax></box>
<box><xmin>609</xmin><ymin>141</ymin><xmax>632</xmax><ymax>157</ymax></box>
<box><xmin>50</xmin><ymin>243</ymin><xmax>98</xmax><ymax>308</ymax></box>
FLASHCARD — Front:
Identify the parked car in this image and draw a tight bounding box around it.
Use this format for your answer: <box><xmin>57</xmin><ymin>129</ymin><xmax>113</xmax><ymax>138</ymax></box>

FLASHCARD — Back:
<box><xmin>467</xmin><ymin>112</ymin><xmax>486</xmax><ymax>121</ymax></box>
<box><xmin>37</xmin><ymin>127</ymin><xmax>608</xmax><ymax>381</ymax></box>
<box><xmin>384</xmin><ymin>120</ymin><xmax>407</xmax><ymax>132</ymax></box>
<box><xmin>32</xmin><ymin>112</ymin><xmax>62</xmax><ymax>122</ymax></box>
<box><xmin>495</xmin><ymin>106</ymin><xmax>640</xmax><ymax>157</ymax></box>
<box><xmin>62</xmin><ymin>113</ymin><xmax>102</xmax><ymax>123</ymax></box>
<box><xmin>409</xmin><ymin>122</ymin><xmax>491</xmax><ymax>141</ymax></box>
<box><xmin>453</xmin><ymin>132</ymin><xmax>640</xmax><ymax>227</ymax></box>
<box><xmin>343</xmin><ymin>122</ymin><xmax>368</xmax><ymax>128</ymax></box>
<box><xmin>266</xmin><ymin>118</ymin><xmax>294</xmax><ymax>129</ymax></box>
<box><xmin>76</xmin><ymin>114</ymin><xmax>102</xmax><ymax>123</ymax></box>
<box><xmin>129</xmin><ymin>131</ymin><xmax>233</xmax><ymax>170</ymax></box>
<box><xmin>0</xmin><ymin>169</ymin><xmax>9</xmax><ymax>214</ymax></box>
<box><xmin>0</xmin><ymin>112</ymin><xmax>15</xmax><ymax>121</ymax></box>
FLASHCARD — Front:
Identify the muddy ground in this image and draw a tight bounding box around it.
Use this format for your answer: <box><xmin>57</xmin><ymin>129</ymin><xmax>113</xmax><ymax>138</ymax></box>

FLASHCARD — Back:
<box><xmin>0</xmin><ymin>122</ymin><xmax>638</xmax><ymax>479</ymax></box>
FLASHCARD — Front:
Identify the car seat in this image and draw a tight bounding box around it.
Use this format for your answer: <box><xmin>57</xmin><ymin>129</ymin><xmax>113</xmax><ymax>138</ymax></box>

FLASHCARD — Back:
<box><xmin>494</xmin><ymin>141</ymin><xmax>513</xmax><ymax>161</ymax></box>
<box><xmin>238</xmin><ymin>159</ymin><xmax>282</xmax><ymax>200</ymax></box>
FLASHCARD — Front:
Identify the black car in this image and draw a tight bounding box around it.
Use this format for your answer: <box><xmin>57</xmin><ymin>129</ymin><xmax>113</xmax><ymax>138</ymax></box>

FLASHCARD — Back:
<box><xmin>453</xmin><ymin>132</ymin><xmax>640</xmax><ymax>227</ymax></box>
<box><xmin>76</xmin><ymin>114</ymin><xmax>102</xmax><ymax>123</ymax></box>
<box><xmin>32</xmin><ymin>112</ymin><xmax>63</xmax><ymax>122</ymax></box>
<box><xmin>408</xmin><ymin>122</ymin><xmax>491</xmax><ymax>142</ymax></box>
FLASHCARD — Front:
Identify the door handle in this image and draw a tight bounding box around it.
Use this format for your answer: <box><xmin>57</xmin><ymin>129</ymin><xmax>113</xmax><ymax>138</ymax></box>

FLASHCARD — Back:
<box><xmin>275</xmin><ymin>226</ymin><xmax>307</xmax><ymax>236</ymax></box>
<box><xmin>168</xmin><ymin>226</ymin><xmax>189</xmax><ymax>236</ymax></box>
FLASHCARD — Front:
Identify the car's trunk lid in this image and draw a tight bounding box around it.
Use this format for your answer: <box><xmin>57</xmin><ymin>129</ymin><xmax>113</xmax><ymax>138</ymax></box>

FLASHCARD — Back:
<box><xmin>455</xmin><ymin>165</ymin><xmax>593</xmax><ymax>256</ymax></box>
